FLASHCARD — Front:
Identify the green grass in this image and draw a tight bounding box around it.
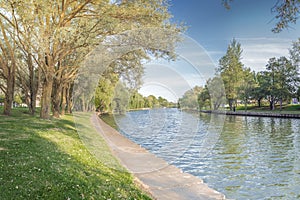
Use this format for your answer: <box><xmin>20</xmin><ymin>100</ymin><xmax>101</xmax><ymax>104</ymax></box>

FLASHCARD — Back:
<box><xmin>0</xmin><ymin>108</ymin><xmax>151</xmax><ymax>200</ymax></box>
<box><xmin>100</xmin><ymin>113</ymin><xmax>118</xmax><ymax>130</ymax></box>
<box><xmin>235</xmin><ymin>104</ymin><xmax>300</xmax><ymax>114</ymax></box>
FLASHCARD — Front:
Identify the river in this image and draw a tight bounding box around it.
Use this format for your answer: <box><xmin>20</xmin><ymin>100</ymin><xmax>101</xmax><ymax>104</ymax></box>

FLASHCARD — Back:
<box><xmin>114</xmin><ymin>108</ymin><xmax>300</xmax><ymax>200</ymax></box>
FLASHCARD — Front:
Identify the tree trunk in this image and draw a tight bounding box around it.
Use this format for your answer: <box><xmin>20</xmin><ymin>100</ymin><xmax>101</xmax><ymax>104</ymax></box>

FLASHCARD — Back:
<box><xmin>228</xmin><ymin>99</ymin><xmax>234</xmax><ymax>111</ymax></box>
<box><xmin>81</xmin><ymin>96</ymin><xmax>86</xmax><ymax>112</ymax></box>
<box><xmin>3</xmin><ymin>66</ymin><xmax>15</xmax><ymax>116</ymax></box>
<box><xmin>28</xmin><ymin>54</ymin><xmax>39</xmax><ymax>116</ymax></box>
<box><xmin>40</xmin><ymin>75</ymin><xmax>53</xmax><ymax>119</ymax></box>
<box><xmin>61</xmin><ymin>86</ymin><xmax>67</xmax><ymax>116</ymax></box>
<box><xmin>52</xmin><ymin>80</ymin><xmax>63</xmax><ymax>118</ymax></box>
<box><xmin>66</xmin><ymin>83</ymin><xmax>73</xmax><ymax>114</ymax></box>
<box><xmin>29</xmin><ymin>90</ymin><xmax>37</xmax><ymax>115</ymax></box>
<box><xmin>279</xmin><ymin>99</ymin><xmax>283</xmax><ymax>110</ymax></box>
<box><xmin>269</xmin><ymin>98</ymin><xmax>275</xmax><ymax>110</ymax></box>
<box><xmin>258</xmin><ymin>99</ymin><xmax>261</xmax><ymax>107</ymax></box>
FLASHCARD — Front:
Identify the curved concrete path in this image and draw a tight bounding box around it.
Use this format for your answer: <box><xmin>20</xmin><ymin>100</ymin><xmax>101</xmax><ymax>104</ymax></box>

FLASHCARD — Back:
<box><xmin>91</xmin><ymin>114</ymin><xmax>225</xmax><ymax>200</ymax></box>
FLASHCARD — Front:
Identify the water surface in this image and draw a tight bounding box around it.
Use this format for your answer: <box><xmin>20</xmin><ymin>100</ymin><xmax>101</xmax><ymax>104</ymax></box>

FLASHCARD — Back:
<box><xmin>114</xmin><ymin>108</ymin><xmax>300</xmax><ymax>200</ymax></box>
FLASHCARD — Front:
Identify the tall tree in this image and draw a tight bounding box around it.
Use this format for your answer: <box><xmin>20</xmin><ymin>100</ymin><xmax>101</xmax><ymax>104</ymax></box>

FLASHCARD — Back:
<box><xmin>0</xmin><ymin>17</ymin><xmax>17</xmax><ymax>115</ymax></box>
<box><xmin>205</xmin><ymin>77</ymin><xmax>226</xmax><ymax>110</ymax></box>
<box><xmin>217</xmin><ymin>39</ymin><xmax>244</xmax><ymax>111</ymax></box>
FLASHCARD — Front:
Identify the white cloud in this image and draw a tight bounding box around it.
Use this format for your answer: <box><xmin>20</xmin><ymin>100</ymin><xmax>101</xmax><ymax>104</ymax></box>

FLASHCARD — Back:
<box><xmin>239</xmin><ymin>38</ymin><xmax>293</xmax><ymax>72</ymax></box>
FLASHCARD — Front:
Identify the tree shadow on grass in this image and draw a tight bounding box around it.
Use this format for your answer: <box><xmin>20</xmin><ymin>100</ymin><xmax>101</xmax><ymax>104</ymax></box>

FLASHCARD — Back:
<box><xmin>0</xmin><ymin>114</ymin><xmax>151</xmax><ymax>200</ymax></box>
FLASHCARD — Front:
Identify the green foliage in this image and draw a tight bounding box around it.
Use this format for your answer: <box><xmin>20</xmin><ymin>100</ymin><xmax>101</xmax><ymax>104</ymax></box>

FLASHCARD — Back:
<box><xmin>129</xmin><ymin>92</ymin><xmax>146</xmax><ymax>110</ymax></box>
<box><xmin>217</xmin><ymin>39</ymin><xmax>244</xmax><ymax>110</ymax></box>
<box><xmin>129</xmin><ymin>93</ymin><xmax>171</xmax><ymax>110</ymax></box>
<box><xmin>179</xmin><ymin>86</ymin><xmax>203</xmax><ymax>110</ymax></box>
<box><xmin>195</xmin><ymin>38</ymin><xmax>300</xmax><ymax>111</ymax></box>
<box><xmin>263</xmin><ymin>56</ymin><xmax>299</xmax><ymax>109</ymax></box>
<box><xmin>14</xmin><ymin>94</ymin><xmax>23</xmax><ymax>105</ymax></box>
<box><xmin>95</xmin><ymin>73</ymin><xmax>118</xmax><ymax>113</ymax></box>
<box><xmin>198</xmin><ymin>86</ymin><xmax>211</xmax><ymax>110</ymax></box>
<box><xmin>238</xmin><ymin>68</ymin><xmax>257</xmax><ymax>110</ymax></box>
<box><xmin>0</xmin><ymin>93</ymin><xmax>4</xmax><ymax>103</ymax></box>
<box><xmin>112</xmin><ymin>82</ymin><xmax>130</xmax><ymax>114</ymax></box>
<box><xmin>252</xmin><ymin>72</ymin><xmax>269</xmax><ymax>107</ymax></box>
<box><xmin>207</xmin><ymin>77</ymin><xmax>227</xmax><ymax>110</ymax></box>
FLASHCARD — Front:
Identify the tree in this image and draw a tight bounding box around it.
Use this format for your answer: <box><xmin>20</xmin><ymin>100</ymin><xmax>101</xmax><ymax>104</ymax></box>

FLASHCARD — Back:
<box><xmin>145</xmin><ymin>95</ymin><xmax>158</xmax><ymax>108</ymax></box>
<box><xmin>238</xmin><ymin>68</ymin><xmax>256</xmax><ymax>110</ymax></box>
<box><xmin>0</xmin><ymin>17</ymin><xmax>17</xmax><ymax>115</ymax></box>
<box><xmin>297</xmin><ymin>87</ymin><xmax>300</xmax><ymax>101</ymax></box>
<box><xmin>252</xmin><ymin>72</ymin><xmax>268</xmax><ymax>107</ymax></box>
<box><xmin>198</xmin><ymin>86</ymin><xmax>211</xmax><ymax>110</ymax></box>
<box><xmin>15</xmin><ymin>47</ymin><xmax>41</xmax><ymax>115</ymax></box>
<box><xmin>207</xmin><ymin>77</ymin><xmax>226</xmax><ymax>110</ymax></box>
<box><xmin>94</xmin><ymin>74</ymin><xmax>118</xmax><ymax>113</ymax></box>
<box><xmin>264</xmin><ymin>57</ymin><xmax>298</xmax><ymax>110</ymax></box>
<box><xmin>129</xmin><ymin>91</ymin><xmax>145</xmax><ymax>109</ymax></box>
<box><xmin>217</xmin><ymin>39</ymin><xmax>244</xmax><ymax>111</ymax></box>
<box><xmin>178</xmin><ymin>86</ymin><xmax>203</xmax><ymax>110</ymax></box>
<box><xmin>112</xmin><ymin>82</ymin><xmax>130</xmax><ymax>115</ymax></box>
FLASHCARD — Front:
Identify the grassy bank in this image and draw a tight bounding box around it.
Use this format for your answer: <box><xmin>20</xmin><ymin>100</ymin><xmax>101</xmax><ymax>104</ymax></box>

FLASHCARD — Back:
<box><xmin>0</xmin><ymin>108</ymin><xmax>151</xmax><ymax>200</ymax></box>
<box><xmin>100</xmin><ymin>113</ymin><xmax>118</xmax><ymax>130</ymax></box>
<box><xmin>235</xmin><ymin>104</ymin><xmax>300</xmax><ymax>114</ymax></box>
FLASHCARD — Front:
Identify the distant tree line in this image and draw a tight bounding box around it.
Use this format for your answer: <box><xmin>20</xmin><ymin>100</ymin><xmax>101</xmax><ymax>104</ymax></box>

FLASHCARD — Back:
<box><xmin>180</xmin><ymin>39</ymin><xmax>300</xmax><ymax>111</ymax></box>
<box><xmin>95</xmin><ymin>79</ymin><xmax>176</xmax><ymax>114</ymax></box>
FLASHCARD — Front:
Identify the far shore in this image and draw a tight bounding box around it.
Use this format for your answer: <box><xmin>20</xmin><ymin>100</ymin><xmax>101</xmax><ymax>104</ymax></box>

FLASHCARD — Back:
<box><xmin>101</xmin><ymin>106</ymin><xmax>300</xmax><ymax>119</ymax></box>
<box><xmin>201</xmin><ymin>110</ymin><xmax>300</xmax><ymax>119</ymax></box>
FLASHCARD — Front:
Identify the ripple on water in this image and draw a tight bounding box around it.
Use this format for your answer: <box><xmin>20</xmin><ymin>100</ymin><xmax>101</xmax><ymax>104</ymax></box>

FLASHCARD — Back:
<box><xmin>115</xmin><ymin>109</ymin><xmax>300</xmax><ymax>200</ymax></box>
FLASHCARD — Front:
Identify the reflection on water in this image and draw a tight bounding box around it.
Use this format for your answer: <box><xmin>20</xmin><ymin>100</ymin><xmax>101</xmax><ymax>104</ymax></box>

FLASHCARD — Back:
<box><xmin>114</xmin><ymin>108</ymin><xmax>300</xmax><ymax>200</ymax></box>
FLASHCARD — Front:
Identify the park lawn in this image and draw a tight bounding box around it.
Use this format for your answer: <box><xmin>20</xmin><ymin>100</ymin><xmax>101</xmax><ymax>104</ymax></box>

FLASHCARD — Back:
<box><xmin>0</xmin><ymin>108</ymin><xmax>151</xmax><ymax>200</ymax></box>
<box><xmin>236</xmin><ymin>104</ymin><xmax>300</xmax><ymax>114</ymax></box>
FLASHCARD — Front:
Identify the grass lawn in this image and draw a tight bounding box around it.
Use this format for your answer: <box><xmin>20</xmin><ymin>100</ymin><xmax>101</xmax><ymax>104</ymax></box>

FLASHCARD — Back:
<box><xmin>235</xmin><ymin>104</ymin><xmax>300</xmax><ymax>114</ymax></box>
<box><xmin>0</xmin><ymin>108</ymin><xmax>151</xmax><ymax>200</ymax></box>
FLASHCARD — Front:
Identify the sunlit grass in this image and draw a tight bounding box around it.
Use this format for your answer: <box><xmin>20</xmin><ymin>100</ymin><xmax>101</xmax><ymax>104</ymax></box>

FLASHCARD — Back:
<box><xmin>0</xmin><ymin>108</ymin><xmax>151</xmax><ymax>200</ymax></box>
<box><xmin>236</xmin><ymin>104</ymin><xmax>300</xmax><ymax>114</ymax></box>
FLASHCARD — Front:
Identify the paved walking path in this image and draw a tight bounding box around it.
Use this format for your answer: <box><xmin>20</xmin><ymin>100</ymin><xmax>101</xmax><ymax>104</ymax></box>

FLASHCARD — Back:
<box><xmin>91</xmin><ymin>114</ymin><xmax>225</xmax><ymax>200</ymax></box>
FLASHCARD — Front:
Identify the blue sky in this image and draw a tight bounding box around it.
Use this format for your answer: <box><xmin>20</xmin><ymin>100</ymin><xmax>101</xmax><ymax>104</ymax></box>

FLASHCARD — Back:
<box><xmin>139</xmin><ymin>0</ymin><xmax>300</xmax><ymax>102</ymax></box>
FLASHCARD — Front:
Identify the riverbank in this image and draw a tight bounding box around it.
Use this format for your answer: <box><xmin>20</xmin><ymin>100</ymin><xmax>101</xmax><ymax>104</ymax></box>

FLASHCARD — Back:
<box><xmin>0</xmin><ymin>109</ymin><xmax>151</xmax><ymax>199</ymax></box>
<box><xmin>95</xmin><ymin>113</ymin><xmax>225</xmax><ymax>200</ymax></box>
<box><xmin>201</xmin><ymin>110</ymin><xmax>300</xmax><ymax>119</ymax></box>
